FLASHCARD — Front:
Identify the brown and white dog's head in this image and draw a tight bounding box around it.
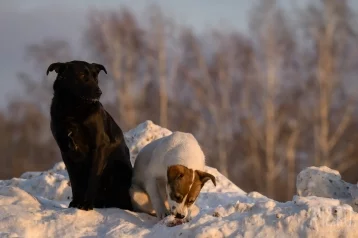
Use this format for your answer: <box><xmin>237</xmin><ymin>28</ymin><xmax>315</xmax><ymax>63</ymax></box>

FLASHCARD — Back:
<box><xmin>166</xmin><ymin>165</ymin><xmax>216</xmax><ymax>219</ymax></box>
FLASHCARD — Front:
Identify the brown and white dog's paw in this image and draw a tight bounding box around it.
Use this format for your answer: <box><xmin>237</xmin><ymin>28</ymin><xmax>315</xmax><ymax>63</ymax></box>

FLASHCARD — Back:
<box><xmin>186</xmin><ymin>204</ymin><xmax>200</xmax><ymax>221</ymax></box>
<box><xmin>157</xmin><ymin>210</ymin><xmax>171</xmax><ymax>220</ymax></box>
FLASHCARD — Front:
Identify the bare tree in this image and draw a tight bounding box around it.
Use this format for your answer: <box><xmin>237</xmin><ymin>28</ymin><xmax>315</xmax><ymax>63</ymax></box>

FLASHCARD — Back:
<box><xmin>86</xmin><ymin>8</ymin><xmax>145</xmax><ymax>129</ymax></box>
<box><xmin>243</xmin><ymin>0</ymin><xmax>299</xmax><ymax>197</ymax></box>
<box><xmin>300</xmin><ymin>0</ymin><xmax>357</xmax><ymax>171</ymax></box>
<box><xmin>147</xmin><ymin>6</ymin><xmax>169</xmax><ymax>128</ymax></box>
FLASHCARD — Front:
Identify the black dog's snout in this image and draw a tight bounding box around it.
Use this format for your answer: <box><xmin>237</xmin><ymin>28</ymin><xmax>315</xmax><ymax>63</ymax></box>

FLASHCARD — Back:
<box><xmin>95</xmin><ymin>88</ymin><xmax>102</xmax><ymax>97</ymax></box>
<box><xmin>175</xmin><ymin>213</ymin><xmax>185</xmax><ymax>219</ymax></box>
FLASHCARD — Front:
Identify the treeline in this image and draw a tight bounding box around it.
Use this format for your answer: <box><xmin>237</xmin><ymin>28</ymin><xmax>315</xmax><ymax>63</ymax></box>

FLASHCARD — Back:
<box><xmin>1</xmin><ymin>0</ymin><xmax>358</xmax><ymax>201</ymax></box>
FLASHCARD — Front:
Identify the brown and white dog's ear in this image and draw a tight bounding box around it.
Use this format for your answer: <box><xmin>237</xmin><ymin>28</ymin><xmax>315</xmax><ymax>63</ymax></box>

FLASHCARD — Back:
<box><xmin>196</xmin><ymin>170</ymin><xmax>216</xmax><ymax>187</ymax></box>
<box><xmin>46</xmin><ymin>62</ymin><xmax>65</xmax><ymax>75</ymax></box>
<box><xmin>91</xmin><ymin>63</ymin><xmax>107</xmax><ymax>75</ymax></box>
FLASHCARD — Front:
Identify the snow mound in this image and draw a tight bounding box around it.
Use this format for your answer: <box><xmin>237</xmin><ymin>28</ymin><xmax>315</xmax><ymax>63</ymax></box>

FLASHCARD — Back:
<box><xmin>297</xmin><ymin>165</ymin><xmax>358</xmax><ymax>212</ymax></box>
<box><xmin>1</xmin><ymin>120</ymin><xmax>358</xmax><ymax>237</ymax></box>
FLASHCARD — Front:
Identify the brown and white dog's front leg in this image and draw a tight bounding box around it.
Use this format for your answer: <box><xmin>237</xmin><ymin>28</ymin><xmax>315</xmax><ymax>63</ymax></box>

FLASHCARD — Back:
<box><xmin>80</xmin><ymin>145</ymin><xmax>107</xmax><ymax>211</ymax></box>
<box><xmin>185</xmin><ymin>204</ymin><xmax>200</xmax><ymax>221</ymax></box>
<box><xmin>145</xmin><ymin>179</ymin><xmax>170</xmax><ymax>220</ymax></box>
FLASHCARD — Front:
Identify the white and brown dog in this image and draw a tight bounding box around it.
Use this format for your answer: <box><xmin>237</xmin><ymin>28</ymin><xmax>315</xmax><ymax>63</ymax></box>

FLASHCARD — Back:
<box><xmin>130</xmin><ymin>131</ymin><xmax>216</xmax><ymax>220</ymax></box>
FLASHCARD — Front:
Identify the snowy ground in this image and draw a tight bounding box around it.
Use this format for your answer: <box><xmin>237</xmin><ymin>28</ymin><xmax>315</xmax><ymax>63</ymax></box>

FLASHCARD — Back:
<box><xmin>1</xmin><ymin>120</ymin><xmax>358</xmax><ymax>238</ymax></box>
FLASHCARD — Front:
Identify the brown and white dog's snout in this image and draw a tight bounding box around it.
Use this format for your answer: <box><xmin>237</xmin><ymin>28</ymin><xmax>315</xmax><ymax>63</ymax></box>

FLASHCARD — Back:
<box><xmin>168</xmin><ymin>199</ymin><xmax>188</xmax><ymax>219</ymax></box>
<box><xmin>166</xmin><ymin>165</ymin><xmax>216</xmax><ymax>219</ymax></box>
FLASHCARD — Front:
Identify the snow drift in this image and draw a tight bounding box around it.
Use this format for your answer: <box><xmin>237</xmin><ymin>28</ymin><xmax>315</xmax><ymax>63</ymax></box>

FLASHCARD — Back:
<box><xmin>1</xmin><ymin>120</ymin><xmax>358</xmax><ymax>238</ymax></box>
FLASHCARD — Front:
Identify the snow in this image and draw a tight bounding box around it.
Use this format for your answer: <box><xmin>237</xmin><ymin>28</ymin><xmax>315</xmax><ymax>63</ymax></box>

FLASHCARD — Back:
<box><xmin>1</xmin><ymin>120</ymin><xmax>358</xmax><ymax>237</ymax></box>
<box><xmin>297</xmin><ymin>166</ymin><xmax>358</xmax><ymax>212</ymax></box>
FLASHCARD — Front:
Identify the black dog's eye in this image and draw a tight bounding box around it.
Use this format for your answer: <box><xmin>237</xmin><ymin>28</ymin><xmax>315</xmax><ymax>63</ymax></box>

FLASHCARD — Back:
<box><xmin>79</xmin><ymin>73</ymin><xmax>85</xmax><ymax>79</ymax></box>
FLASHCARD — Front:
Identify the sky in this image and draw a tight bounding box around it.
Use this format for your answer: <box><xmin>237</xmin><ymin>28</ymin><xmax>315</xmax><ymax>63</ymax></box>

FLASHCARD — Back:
<box><xmin>0</xmin><ymin>0</ymin><xmax>356</xmax><ymax>109</ymax></box>
<box><xmin>0</xmin><ymin>0</ymin><xmax>255</xmax><ymax>108</ymax></box>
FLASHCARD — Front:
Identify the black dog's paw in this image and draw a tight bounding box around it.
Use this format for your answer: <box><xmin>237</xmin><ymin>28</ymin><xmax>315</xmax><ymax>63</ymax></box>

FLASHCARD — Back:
<box><xmin>69</xmin><ymin>200</ymin><xmax>79</xmax><ymax>208</ymax></box>
<box><xmin>77</xmin><ymin>201</ymin><xmax>94</xmax><ymax>211</ymax></box>
<box><xmin>69</xmin><ymin>200</ymin><xmax>93</xmax><ymax>211</ymax></box>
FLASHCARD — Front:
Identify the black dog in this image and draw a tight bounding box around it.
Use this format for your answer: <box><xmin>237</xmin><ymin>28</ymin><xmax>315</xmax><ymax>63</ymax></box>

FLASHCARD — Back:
<box><xmin>47</xmin><ymin>60</ymin><xmax>133</xmax><ymax>211</ymax></box>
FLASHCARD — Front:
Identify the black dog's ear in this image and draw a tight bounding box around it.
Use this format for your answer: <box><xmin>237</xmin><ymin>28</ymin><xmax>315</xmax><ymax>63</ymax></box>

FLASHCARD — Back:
<box><xmin>91</xmin><ymin>63</ymin><xmax>107</xmax><ymax>75</ymax></box>
<box><xmin>46</xmin><ymin>62</ymin><xmax>65</xmax><ymax>75</ymax></box>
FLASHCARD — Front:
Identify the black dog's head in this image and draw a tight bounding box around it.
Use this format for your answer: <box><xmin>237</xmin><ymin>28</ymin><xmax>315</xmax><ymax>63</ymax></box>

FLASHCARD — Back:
<box><xmin>47</xmin><ymin>60</ymin><xmax>107</xmax><ymax>102</ymax></box>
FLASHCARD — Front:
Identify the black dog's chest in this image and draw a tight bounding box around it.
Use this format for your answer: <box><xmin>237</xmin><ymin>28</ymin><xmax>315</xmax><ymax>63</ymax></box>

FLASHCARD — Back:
<box><xmin>51</xmin><ymin>119</ymin><xmax>92</xmax><ymax>161</ymax></box>
<box><xmin>68</xmin><ymin>126</ymin><xmax>90</xmax><ymax>152</ymax></box>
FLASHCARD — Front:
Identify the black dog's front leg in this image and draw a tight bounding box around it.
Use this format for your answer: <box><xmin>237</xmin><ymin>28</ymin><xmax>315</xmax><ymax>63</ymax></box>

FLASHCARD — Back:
<box><xmin>79</xmin><ymin>145</ymin><xmax>107</xmax><ymax>211</ymax></box>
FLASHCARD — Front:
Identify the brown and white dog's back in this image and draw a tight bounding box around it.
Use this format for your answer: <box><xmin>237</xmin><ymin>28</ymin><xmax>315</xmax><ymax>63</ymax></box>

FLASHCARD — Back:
<box><xmin>130</xmin><ymin>131</ymin><xmax>216</xmax><ymax>220</ymax></box>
